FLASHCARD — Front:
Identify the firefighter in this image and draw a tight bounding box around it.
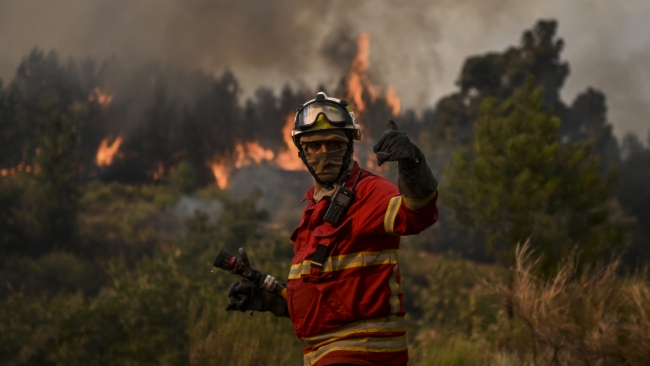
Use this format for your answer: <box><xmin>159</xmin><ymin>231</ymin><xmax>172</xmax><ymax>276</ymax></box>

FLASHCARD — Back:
<box><xmin>226</xmin><ymin>92</ymin><xmax>439</xmax><ymax>365</ymax></box>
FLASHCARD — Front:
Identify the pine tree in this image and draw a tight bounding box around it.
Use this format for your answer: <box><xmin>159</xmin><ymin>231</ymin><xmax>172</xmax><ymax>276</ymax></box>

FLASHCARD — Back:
<box><xmin>444</xmin><ymin>78</ymin><xmax>624</xmax><ymax>274</ymax></box>
<box><xmin>33</xmin><ymin>110</ymin><xmax>81</xmax><ymax>254</ymax></box>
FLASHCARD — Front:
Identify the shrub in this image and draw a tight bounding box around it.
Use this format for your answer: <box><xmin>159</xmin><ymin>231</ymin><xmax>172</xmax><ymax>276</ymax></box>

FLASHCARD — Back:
<box><xmin>494</xmin><ymin>242</ymin><xmax>650</xmax><ymax>365</ymax></box>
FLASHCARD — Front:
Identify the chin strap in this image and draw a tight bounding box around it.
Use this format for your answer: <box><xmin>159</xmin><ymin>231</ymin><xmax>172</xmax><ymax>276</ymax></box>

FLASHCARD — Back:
<box><xmin>297</xmin><ymin>131</ymin><xmax>355</xmax><ymax>190</ymax></box>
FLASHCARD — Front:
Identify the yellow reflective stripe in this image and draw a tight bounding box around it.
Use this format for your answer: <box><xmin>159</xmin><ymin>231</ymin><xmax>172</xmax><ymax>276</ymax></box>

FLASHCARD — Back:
<box><xmin>402</xmin><ymin>190</ymin><xmax>437</xmax><ymax>210</ymax></box>
<box><xmin>288</xmin><ymin>264</ymin><xmax>306</xmax><ymax>279</ymax></box>
<box><xmin>388</xmin><ymin>264</ymin><xmax>401</xmax><ymax>315</ymax></box>
<box><xmin>384</xmin><ymin>196</ymin><xmax>401</xmax><ymax>235</ymax></box>
<box><xmin>326</xmin><ymin>250</ymin><xmax>397</xmax><ymax>271</ymax></box>
<box><xmin>298</xmin><ymin>316</ymin><xmax>405</xmax><ymax>349</ymax></box>
<box><xmin>288</xmin><ymin>263</ymin><xmax>303</xmax><ymax>279</ymax></box>
<box><xmin>288</xmin><ymin>249</ymin><xmax>398</xmax><ymax>280</ymax></box>
<box><xmin>303</xmin><ymin>336</ymin><xmax>407</xmax><ymax>366</ymax></box>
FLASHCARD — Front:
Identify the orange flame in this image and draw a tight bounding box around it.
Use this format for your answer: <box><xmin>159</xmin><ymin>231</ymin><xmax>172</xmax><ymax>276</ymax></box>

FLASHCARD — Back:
<box><xmin>386</xmin><ymin>86</ymin><xmax>401</xmax><ymax>116</ymax></box>
<box><xmin>96</xmin><ymin>136</ymin><xmax>123</xmax><ymax>166</ymax></box>
<box><xmin>208</xmin><ymin>159</ymin><xmax>231</xmax><ymax>189</ymax></box>
<box><xmin>209</xmin><ymin>141</ymin><xmax>275</xmax><ymax>188</ymax></box>
<box><xmin>89</xmin><ymin>87</ymin><xmax>114</xmax><ymax>108</ymax></box>
<box><xmin>274</xmin><ymin>114</ymin><xmax>306</xmax><ymax>171</ymax></box>
<box><xmin>347</xmin><ymin>32</ymin><xmax>371</xmax><ymax>113</ymax></box>
<box><xmin>206</xmin><ymin>116</ymin><xmax>308</xmax><ymax>189</ymax></box>
<box><xmin>234</xmin><ymin>141</ymin><xmax>275</xmax><ymax>168</ymax></box>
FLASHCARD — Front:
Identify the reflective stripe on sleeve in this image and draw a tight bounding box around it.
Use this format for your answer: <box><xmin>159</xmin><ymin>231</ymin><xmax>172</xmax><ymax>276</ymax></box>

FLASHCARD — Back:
<box><xmin>303</xmin><ymin>335</ymin><xmax>407</xmax><ymax>366</ymax></box>
<box><xmin>388</xmin><ymin>264</ymin><xmax>402</xmax><ymax>315</ymax></box>
<box><xmin>383</xmin><ymin>196</ymin><xmax>402</xmax><ymax>235</ymax></box>
<box><xmin>288</xmin><ymin>249</ymin><xmax>398</xmax><ymax>280</ymax></box>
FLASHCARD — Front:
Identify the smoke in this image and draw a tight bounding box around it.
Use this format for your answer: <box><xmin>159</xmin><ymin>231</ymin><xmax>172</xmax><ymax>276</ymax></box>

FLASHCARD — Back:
<box><xmin>0</xmin><ymin>0</ymin><xmax>648</xmax><ymax>139</ymax></box>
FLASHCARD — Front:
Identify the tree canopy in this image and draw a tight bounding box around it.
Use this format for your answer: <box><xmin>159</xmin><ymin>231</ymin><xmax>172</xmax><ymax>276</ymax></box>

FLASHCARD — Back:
<box><xmin>444</xmin><ymin>78</ymin><xmax>624</xmax><ymax>273</ymax></box>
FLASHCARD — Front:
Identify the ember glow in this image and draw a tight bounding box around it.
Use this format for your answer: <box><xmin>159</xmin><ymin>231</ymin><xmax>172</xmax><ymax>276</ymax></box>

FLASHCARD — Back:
<box><xmin>88</xmin><ymin>87</ymin><xmax>114</xmax><ymax>108</ymax></box>
<box><xmin>152</xmin><ymin>162</ymin><xmax>165</xmax><ymax>180</ymax></box>
<box><xmin>0</xmin><ymin>162</ymin><xmax>37</xmax><ymax>177</ymax></box>
<box><xmin>96</xmin><ymin>136</ymin><xmax>123</xmax><ymax>166</ymax></box>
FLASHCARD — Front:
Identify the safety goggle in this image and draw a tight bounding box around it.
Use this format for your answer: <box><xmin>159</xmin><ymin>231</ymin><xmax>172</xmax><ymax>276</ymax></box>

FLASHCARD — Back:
<box><xmin>295</xmin><ymin>102</ymin><xmax>352</xmax><ymax>130</ymax></box>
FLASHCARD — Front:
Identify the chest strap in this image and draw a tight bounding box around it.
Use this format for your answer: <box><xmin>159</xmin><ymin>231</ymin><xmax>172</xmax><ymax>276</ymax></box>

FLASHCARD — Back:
<box><xmin>310</xmin><ymin>240</ymin><xmax>332</xmax><ymax>278</ymax></box>
<box><xmin>310</xmin><ymin>244</ymin><xmax>329</xmax><ymax>270</ymax></box>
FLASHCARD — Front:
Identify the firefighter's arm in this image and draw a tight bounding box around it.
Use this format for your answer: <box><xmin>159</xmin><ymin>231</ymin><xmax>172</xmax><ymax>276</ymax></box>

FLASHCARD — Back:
<box><xmin>358</xmin><ymin>177</ymin><xmax>438</xmax><ymax>236</ymax></box>
<box><xmin>373</xmin><ymin>119</ymin><xmax>439</xmax><ymax>235</ymax></box>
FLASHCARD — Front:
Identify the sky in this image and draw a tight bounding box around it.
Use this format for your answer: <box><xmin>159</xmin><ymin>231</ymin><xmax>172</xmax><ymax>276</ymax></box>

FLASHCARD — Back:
<box><xmin>1</xmin><ymin>0</ymin><xmax>648</xmax><ymax>141</ymax></box>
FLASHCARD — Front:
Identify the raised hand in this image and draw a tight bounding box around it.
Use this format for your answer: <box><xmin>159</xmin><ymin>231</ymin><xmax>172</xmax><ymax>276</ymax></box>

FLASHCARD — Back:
<box><xmin>372</xmin><ymin>119</ymin><xmax>417</xmax><ymax>166</ymax></box>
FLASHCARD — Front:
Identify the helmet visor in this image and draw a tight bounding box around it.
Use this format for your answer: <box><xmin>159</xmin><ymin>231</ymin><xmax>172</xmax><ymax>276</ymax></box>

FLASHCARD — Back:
<box><xmin>296</xmin><ymin>102</ymin><xmax>350</xmax><ymax>129</ymax></box>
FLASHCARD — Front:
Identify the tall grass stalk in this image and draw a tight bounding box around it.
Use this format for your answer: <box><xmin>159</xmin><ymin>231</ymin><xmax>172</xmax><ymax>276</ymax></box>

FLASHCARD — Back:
<box><xmin>494</xmin><ymin>241</ymin><xmax>650</xmax><ymax>365</ymax></box>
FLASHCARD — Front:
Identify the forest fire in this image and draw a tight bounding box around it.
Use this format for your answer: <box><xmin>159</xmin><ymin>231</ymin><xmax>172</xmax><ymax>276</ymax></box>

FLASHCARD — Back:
<box><xmin>96</xmin><ymin>136</ymin><xmax>123</xmax><ymax>166</ymax></box>
<box><xmin>344</xmin><ymin>32</ymin><xmax>401</xmax><ymax>125</ymax></box>
<box><xmin>208</xmin><ymin>141</ymin><xmax>275</xmax><ymax>190</ymax></box>
<box><xmin>207</xmin><ymin>115</ymin><xmax>305</xmax><ymax>189</ymax></box>
<box><xmin>202</xmin><ymin>31</ymin><xmax>407</xmax><ymax>189</ymax></box>
<box><xmin>340</xmin><ymin>31</ymin><xmax>403</xmax><ymax>172</ymax></box>
<box><xmin>234</xmin><ymin>141</ymin><xmax>275</xmax><ymax>168</ymax></box>
<box><xmin>347</xmin><ymin>32</ymin><xmax>374</xmax><ymax>114</ymax></box>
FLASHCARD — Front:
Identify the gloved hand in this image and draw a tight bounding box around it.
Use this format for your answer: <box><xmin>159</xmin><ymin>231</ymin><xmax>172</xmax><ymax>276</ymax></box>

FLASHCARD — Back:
<box><xmin>373</xmin><ymin>119</ymin><xmax>438</xmax><ymax>198</ymax></box>
<box><xmin>226</xmin><ymin>279</ymin><xmax>289</xmax><ymax>317</ymax></box>
<box><xmin>373</xmin><ymin>119</ymin><xmax>418</xmax><ymax>167</ymax></box>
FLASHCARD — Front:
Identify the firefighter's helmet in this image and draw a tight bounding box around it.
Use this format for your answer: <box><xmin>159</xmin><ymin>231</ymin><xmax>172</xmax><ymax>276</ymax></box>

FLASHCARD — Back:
<box><xmin>291</xmin><ymin>92</ymin><xmax>361</xmax><ymax>147</ymax></box>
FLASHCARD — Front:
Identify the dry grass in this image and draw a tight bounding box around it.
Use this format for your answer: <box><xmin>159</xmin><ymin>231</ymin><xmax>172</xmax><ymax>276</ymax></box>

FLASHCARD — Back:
<box><xmin>494</xmin><ymin>241</ymin><xmax>650</xmax><ymax>366</ymax></box>
<box><xmin>187</xmin><ymin>295</ymin><xmax>301</xmax><ymax>366</ymax></box>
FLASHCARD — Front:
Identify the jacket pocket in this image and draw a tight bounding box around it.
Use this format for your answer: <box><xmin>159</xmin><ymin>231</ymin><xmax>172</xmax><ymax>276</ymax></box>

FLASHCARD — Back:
<box><xmin>331</xmin><ymin>270</ymin><xmax>391</xmax><ymax>320</ymax></box>
<box><xmin>287</xmin><ymin>281</ymin><xmax>353</xmax><ymax>340</ymax></box>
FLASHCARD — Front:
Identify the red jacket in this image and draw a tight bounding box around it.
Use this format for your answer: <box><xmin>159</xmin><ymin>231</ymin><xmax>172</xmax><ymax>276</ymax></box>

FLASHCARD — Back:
<box><xmin>287</xmin><ymin>162</ymin><xmax>439</xmax><ymax>366</ymax></box>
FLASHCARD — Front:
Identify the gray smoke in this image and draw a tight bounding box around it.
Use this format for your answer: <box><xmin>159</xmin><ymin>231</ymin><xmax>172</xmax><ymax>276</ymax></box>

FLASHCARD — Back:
<box><xmin>0</xmin><ymin>0</ymin><xmax>648</xmax><ymax>139</ymax></box>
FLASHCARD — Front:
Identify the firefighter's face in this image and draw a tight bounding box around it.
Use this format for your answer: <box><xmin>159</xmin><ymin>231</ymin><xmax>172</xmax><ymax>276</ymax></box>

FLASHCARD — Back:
<box><xmin>300</xmin><ymin>130</ymin><xmax>350</xmax><ymax>183</ymax></box>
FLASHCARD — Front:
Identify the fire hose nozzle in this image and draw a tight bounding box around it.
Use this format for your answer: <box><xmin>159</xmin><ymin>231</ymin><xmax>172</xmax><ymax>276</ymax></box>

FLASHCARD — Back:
<box><xmin>214</xmin><ymin>249</ymin><xmax>236</xmax><ymax>271</ymax></box>
<box><xmin>213</xmin><ymin>248</ymin><xmax>286</xmax><ymax>298</ymax></box>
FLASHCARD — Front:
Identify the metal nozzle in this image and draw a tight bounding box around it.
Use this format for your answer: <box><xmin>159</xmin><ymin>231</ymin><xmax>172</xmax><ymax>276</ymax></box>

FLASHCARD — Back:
<box><xmin>214</xmin><ymin>249</ymin><xmax>235</xmax><ymax>271</ymax></box>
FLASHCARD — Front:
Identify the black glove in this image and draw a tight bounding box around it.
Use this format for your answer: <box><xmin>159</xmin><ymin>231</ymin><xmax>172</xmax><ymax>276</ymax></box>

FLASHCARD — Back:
<box><xmin>373</xmin><ymin>119</ymin><xmax>417</xmax><ymax>166</ymax></box>
<box><xmin>226</xmin><ymin>279</ymin><xmax>289</xmax><ymax>317</ymax></box>
<box><xmin>373</xmin><ymin>120</ymin><xmax>438</xmax><ymax>198</ymax></box>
